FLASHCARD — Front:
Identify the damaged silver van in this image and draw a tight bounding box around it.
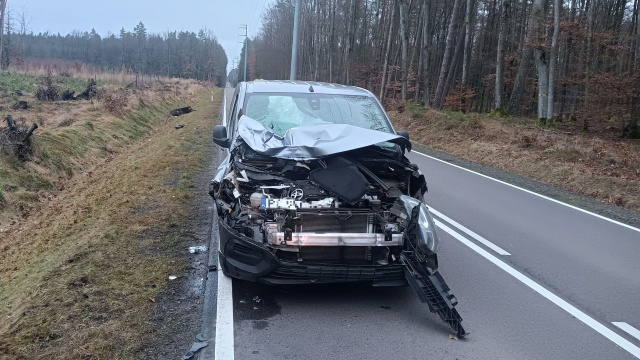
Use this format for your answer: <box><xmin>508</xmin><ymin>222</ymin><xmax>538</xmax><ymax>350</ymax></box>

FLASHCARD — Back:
<box><xmin>210</xmin><ymin>81</ymin><xmax>466</xmax><ymax>337</ymax></box>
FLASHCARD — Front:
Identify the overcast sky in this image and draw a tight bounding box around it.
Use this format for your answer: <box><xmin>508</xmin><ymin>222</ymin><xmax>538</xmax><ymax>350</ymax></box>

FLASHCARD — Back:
<box><xmin>8</xmin><ymin>0</ymin><xmax>275</xmax><ymax>72</ymax></box>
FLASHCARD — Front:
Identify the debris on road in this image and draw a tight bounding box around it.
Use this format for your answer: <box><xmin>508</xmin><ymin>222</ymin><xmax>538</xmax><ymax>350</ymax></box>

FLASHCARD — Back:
<box><xmin>208</xmin><ymin>264</ymin><xmax>217</xmax><ymax>272</ymax></box>
<box><xmin>180</xmin><ymin>333</ymin><xmax>208</xmax><ymax>360</ymax></box>
<box><xmin>168</xmin><ymin>275</ymin><xmax>178</xmax><ymax>281</ymax></box>
<box><xmin>448</xmin><ymin>334</ymin><xmax>459</xmax><ymax>341</ymax></box>
<box><xmin>170</xmin><ymin>106</ymin><xmax>195</xmax><ymax>117</ymax></box>
<box><xmin>188</xmin><ymin>245</ymin><xmax>207</xmax><ymax>254</ymax></box>
<box><xmin>175</xmin><ymin>124</ymin><xmax>185</xmax><ymax>129</ymax></box>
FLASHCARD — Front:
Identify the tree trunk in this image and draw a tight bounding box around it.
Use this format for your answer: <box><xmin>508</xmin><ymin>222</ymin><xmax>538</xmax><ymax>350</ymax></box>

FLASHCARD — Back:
<box><xmin>379</xmin><ymin>1</ymin><xmax>396</xmax><ymax>101</ymax></box>
<box><xmin>495</xmin><ymin>0</ymin><xmax>510</xmax><ymax>110</ymax></box>
<box><xmin>443</xmin><ymin>23</ymin><xmax>466</xmax><ymax>107</ymax></box>
<box><xmin>461</xmin><ymin>0</ymin><xmax>475</xmax><ymax>85</ymax></box>
<box><xmin>636</xmin><ymin>0</ymin><xmax>640</xmax><ymax>71</ymax></box>
<box><xmin>507</xmin><ymin>0</ymin><xmax>537</xmax><ymax>114</ymax></box>
<box><xmin>398</xmin><ymin>0</ymin><xmax>409</xmax><ymax>101</ymax></box>
<box><xmin>0</xmin><ymin>0</ymin><xmax>8</xmax><ymax>68</ymax></box>
<box><xmin>583</xmin><ymin>0</ymin><xmax>595</xmax><ymax>131</ymax></box>
<box><xmin>547</xmin><ymin>0</ymin><xmax>561</xmax><ymax>121</ymax></box>
<box><xmin>329</xmin><ymin>0</ymin><xmax>335</xmax><ymax>83</ymax></box>
<box><xmin>421</xmin><ymin>0</ymin><xmax>432</xmax><ymax>105</ymax></box>
<box><xmin>313</xmin><ymin>0</ymin><xmax>320</xmax><ymax>81</ymax></box>
<box><xmin>558</xmin><ymin>0</ymin><xmax>577</xmax><ymax>119</ymax></box>
<box><xmin>434</xmin><ymin>0</ymin><xmax>463</xmax><ymax>110</ymax></box>
<box><xmin>532</xmin><ymin>0</ymin><xmax>549</xmax><ymax>120</ymax></box>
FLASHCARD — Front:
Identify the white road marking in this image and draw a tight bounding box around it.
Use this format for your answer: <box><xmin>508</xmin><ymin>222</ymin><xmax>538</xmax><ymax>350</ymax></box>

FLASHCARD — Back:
<box><xmin>434</xmin><ymin>219</ymin><xmax>640</xmax><ymax>359</ymax></box>
<box><xmin>214</xmin><ymin>90</ymin><xmax>235</xmax><ymax>359</ymax></box>
<box><xmin>222</xmin><ymin>94</ymin><xmax>227</xmax><ymax>127</ymax></box>
<box><xmin>214</xmin><ymin>237</ymin><xmax>235</xmax><ymax>360</ymax></box>
<box><xmin>429</xmin><ymin>206</ymin><xmax>511</xmax><ymax>256</ymax></box>
<box><xmin>613</xmin><ymin>322</ymin><xmax>640</xmax><ymax>342</ymax></box>
<box><xmin>413</xmin><ymin>151</ymin><xmax>640</xmax><ymax>234</ymax></box>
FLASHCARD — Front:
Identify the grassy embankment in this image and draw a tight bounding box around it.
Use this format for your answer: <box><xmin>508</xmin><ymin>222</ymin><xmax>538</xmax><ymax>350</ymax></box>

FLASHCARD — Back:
<box><xmin>390</xmin><ymin>104</ymin><xmax>640</xmax><ymax>212</ymax></box>
<box><xmin>0</xmin><ymin>71</ymin><xmax>221</xmax><ymax>358</ymax></box>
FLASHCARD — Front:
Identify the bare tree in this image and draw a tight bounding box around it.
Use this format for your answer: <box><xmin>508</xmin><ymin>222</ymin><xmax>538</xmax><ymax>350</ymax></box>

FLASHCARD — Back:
<box><xmin>508</xmin><ymin>0</ymin><xmax>535</xmax><ymax>114</ymax></box>
<box><xmin>0</xmin><ymin>0</ymin><xmax>8</xmax><ymax>68</ymax></box>
<box><xmin>546</xmin><ymin>0</ymin><xmax>561</xmax><ymax>121</ymax></box>
<box><xmin>380</xmin><ymin>1</ymin><xmax>396</xmax><ymax>101</ymax></box>
<box><xmin>421</xmin><ymin>0</ymin><xmax>432</xmax><ymax>105</ymax></box>
<box><xmin>461</xmin><ymin>0</ymin><xmax>475</xmax><ymax>85</ymax></box>
<box><xmin>495</xmin><ymin>0</ymin><xmax>510</xmax><ymax>110</ymax></box>
<box><xmin>433</xmin><ymin>0</ymin><xmax>463</xmax><ymax>109</ymax></box>
<box><xmin>398</xmin><ymin>0</ymin><xmax>409</xmax><ymax>100</ymax></box>
<box><xmin>532</xmin><ymin>0</ymin><xmax>549</xmax><ymax>120</ymax></box>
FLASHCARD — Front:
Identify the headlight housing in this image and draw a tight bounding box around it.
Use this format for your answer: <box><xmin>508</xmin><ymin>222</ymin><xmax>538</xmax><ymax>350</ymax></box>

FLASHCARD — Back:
<box><xmin>399</xmin><ymin>195</ymin><xmax>440</xmax><ymax>254</ymax></box>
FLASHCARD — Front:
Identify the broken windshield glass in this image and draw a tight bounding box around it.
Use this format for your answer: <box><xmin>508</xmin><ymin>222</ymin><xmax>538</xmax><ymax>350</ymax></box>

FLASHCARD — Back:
<box><xmin>236</xmin><ymin>115</ymin><xmax>410</xmax><ymax>160</ymax></box>
<box><xmin>244</xmin><ymin>93</ymin><xmax>393</xmax><ymax>136</ymax></box>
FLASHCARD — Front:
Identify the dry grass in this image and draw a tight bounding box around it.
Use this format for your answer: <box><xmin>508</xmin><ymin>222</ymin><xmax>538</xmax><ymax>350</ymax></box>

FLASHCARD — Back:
<box><xmin>7</xmin><ymin>60</ymin><xmax>181</xmax><ymax>87</ymax></box>
<box><xmin>390</xmin><ymin>108</ymin><xmax>640</xmax><ymax>212</ymax></box>
<box><xmin>0</xmin><ymin>88</ymin><xmax>221</xmax><ymax>359</ymax></box>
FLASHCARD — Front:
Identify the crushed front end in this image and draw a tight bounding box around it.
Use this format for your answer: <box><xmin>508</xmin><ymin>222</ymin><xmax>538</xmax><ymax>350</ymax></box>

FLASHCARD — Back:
<box><xmin>210</xmin><ymin>122</ymin><xmax>467</xmax><ymax>336</ymax></box>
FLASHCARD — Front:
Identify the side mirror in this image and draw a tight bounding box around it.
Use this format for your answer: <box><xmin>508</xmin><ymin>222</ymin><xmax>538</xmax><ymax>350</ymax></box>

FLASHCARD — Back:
<box><xmin>396</xmin><ymin>130</ymin><xmax>411</xmax><ymax>152</ymax></box>
<box><xmin>397</xmin><ymin>130</ymin><xmax>410</xmax><ymax>141</ymax></box>
<box><xmin>213</xmin><ymin>125</ymin><xmax>231</xmax><ymax>148</ymax></box>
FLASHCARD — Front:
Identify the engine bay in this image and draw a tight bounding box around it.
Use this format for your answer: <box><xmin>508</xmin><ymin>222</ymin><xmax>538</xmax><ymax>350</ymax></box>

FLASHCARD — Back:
<box><xmin>210</xmin><ymin>142</ymin><xmax>428</xmax><ymax>265</ymax></box>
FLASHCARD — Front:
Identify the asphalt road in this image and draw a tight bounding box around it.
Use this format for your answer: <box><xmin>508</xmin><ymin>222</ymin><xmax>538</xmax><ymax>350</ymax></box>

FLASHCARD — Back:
<box><xmin>209</xmin><ymin>87</ymin><xmax>640</xmax><ymax>359</ymax></box>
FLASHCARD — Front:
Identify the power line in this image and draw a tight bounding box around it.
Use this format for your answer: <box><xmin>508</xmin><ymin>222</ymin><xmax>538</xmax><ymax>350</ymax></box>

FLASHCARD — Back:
<box><xmin>250</xmin><ymin>0</ymin><xmax>269</xmax><ymax>38</ymax></box>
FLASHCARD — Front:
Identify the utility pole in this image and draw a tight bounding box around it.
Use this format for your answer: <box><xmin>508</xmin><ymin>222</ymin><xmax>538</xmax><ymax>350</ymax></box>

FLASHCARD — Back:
<box><xmin>239</xmin><ymin>25</ymin><xmax>248</xmax><ymax>82</ymax></box>
<box><xmin>233</xmin><ymin>57</ymin><xmax>238</xmax><ymax>85</ymax></box>
<box><xmin>290</xmin><ymin>0</ymin><xmax>301</xmax><ymax>80</ymax></box>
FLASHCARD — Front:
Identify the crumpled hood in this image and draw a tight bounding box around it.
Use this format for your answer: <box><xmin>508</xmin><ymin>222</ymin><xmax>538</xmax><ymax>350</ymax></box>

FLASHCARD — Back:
<box><xmin>236</xmin><ymin>115</ymin><xmax>410</xmax><ymax>160</ymax></box>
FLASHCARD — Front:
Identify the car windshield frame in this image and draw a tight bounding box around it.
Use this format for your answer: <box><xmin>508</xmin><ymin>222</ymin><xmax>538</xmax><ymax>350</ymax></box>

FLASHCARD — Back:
<box><xmin>241</xmin><ymin>91</ymin><xmax>394</xmax><ymax>136</ymax></box>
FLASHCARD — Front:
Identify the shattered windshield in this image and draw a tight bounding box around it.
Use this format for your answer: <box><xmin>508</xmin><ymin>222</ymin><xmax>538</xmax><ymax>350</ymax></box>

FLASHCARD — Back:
<box><xmin>243</xmin><ymin>92</ymin><xmax>393</xmax><ymax>136</ymax></box>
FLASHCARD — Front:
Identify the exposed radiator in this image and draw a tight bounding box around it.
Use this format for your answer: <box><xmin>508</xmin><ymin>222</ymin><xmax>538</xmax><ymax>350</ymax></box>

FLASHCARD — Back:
<box><xmin>296</xmin><ymin>211</ymin><xmax>374</xmax><ymax>233</ymax></box>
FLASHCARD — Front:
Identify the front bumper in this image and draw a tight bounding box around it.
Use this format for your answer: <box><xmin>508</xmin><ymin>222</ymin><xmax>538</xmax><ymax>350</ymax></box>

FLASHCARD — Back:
<box><xmin>218</xmin><ymin>219</ymin><xmax>407</xmax><ymax>287</ymax></box>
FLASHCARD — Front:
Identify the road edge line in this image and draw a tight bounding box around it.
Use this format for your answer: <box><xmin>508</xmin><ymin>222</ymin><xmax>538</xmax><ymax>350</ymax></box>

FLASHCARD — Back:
<box><xmin>429</xmin><ymin>206</ymin><xmax>511</xmax><ymax>256</ymax></box>
<box><xmin>414</xmin><ymin>150</ymin><xmax>640</xmax><ymax>233</ymax></box>
<box><xmin>214</xmin><ymin>237</ymin><xmax>234</xmax><ymax>359</ymax></box>
<box><xmin>435</xmin><ymin>219</ymin><xmax>640</xmax><ymax>359</ymax></box>
<box><xmin>214</xmin><ymin>89</ymin><xmax>234</xmax><ymax>360</ymax></box>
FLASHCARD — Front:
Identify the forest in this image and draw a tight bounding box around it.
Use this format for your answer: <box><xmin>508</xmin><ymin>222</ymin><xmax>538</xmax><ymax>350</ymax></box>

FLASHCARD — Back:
<box><xmin>0</xmin><ymin>13</ymin><xmax>227</xmax><ymax>86</ymax></box>
<box><xmin>242</xmin><ymin>0</ymin><xmax>640</xmax><ymax>138</ymax></box>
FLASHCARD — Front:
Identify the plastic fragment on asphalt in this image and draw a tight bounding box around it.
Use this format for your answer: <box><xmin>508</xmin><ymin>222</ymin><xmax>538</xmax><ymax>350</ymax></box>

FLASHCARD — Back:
<box><xmin>188</xmin><ymin>245</ymin><xmax>208</xmax><ymax>254</ymax></box>
<box><xmin>175</xmin><ymin>124</ymin><xmax>185</xmax><ymax>129</ymax></box>
<box><xmin>208</xmin><ymin>264</ymin><xmax>218</xmax><ymax>272</ymax></box>
<box><xmin>180</xmin><ymin>340</ymin><xmax>208</xmax><ymax>360</ymax></box>
<box><xmin>168</xmin><ymin>275</ymin><xmax>178</xmax><ymax>280</ymax></box>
